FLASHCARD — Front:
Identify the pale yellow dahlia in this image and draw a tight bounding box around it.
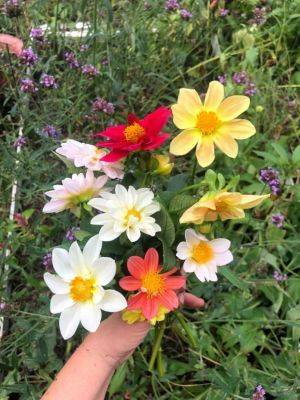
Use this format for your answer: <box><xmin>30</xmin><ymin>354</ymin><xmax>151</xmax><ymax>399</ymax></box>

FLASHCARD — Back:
<box><xmin>170</xmin><ymin>81</ymin><xmax>256</xmax><ymax>167</ymax></box>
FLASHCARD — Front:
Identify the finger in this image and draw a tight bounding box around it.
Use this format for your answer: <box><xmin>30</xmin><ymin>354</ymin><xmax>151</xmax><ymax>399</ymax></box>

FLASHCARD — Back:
<box><xmin>179</xmin><ymin>292</ymin><xmax>205</xmax><ymax>308</ymax></box>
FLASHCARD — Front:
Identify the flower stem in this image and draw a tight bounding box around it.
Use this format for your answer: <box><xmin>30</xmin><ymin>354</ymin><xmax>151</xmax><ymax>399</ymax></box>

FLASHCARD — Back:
<box><xmin>174</xmin><ymin>310</ymin><xmax>197</xmax><ymax>349</ymax></box>
<box><xmin>191</xmin><ymin>155</ymin><xmax>198</xmax><ymax>184</ymax></box>
<box><xmin>148</xmin><ymin>320</ymin><xmax>166</xmax><ymax>372</ymax></box>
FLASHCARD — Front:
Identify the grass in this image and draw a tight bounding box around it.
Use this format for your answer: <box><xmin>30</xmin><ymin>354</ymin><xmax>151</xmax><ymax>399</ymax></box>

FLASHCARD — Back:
<box><xmin>0</xmin><ymin>0</ymin><xmax>300</xmax><ymax>399</ymax></box>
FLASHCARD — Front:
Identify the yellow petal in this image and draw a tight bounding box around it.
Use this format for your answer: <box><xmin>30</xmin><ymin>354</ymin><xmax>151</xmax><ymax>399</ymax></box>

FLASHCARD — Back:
<box><xmin>216</xmin><ymin>192</ymin><xmax>242</xmax><ymax>205</ymax></box>
<box><xmin>171</xmin><ymin>103</ymin><xmax>197</xmax><ymax>129</ymax></box>
<box><xmin>177</xmin><ymin>88</ymin><xmax>203</xmax><ymax>114</ymax></box>
<box><xmin>239</xmin><ymin>194</ymin><xmax>270</xmax><ymax>209</ymax></box>
<box><xmin>204</xmin><ymin>81</ymin><xmax>224</xmax><ymax>110</ymax></box>
<box><xmin>195</xmin><ymin>138</ymin><xmax>215</xmax><ymax>167</ymax></box>
<box><xmin>170</xmin><ymin>129</ymin><xmax>200</xmax><ymax>155</ymax></box>
<box><xmin>217</xmin><ymin>96</ymin><xmax>250</xmax><ymax>121</ymax></box>
<box><xmin>180</xmin><ymin>205</ymin><xmax>209</xmax><ymax>224</ymax></box>
<box><xmin>219</xmin><ymin>206</ymin><xmax>245</xmax><ymax>220</ymax></box>
<box><xmin>219</xmin><ymin>119</ymin><xmax>256</xmax><ymax>139</ymax></box>
<box><xmin>213</xmin><ymin>133</ymin><xmax>238</xmax><ymax>158</ymax></box>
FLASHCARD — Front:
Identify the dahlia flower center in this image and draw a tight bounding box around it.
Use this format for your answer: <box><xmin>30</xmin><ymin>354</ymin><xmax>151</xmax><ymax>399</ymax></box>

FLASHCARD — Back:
<box><xmin>70</xmin><ymin>189</ymin><xmax>95</xmax><ymax>204</ymax></box>
<box><xmin>192</xmin><ymin>241</ymin><xmax>213</xmax><ymax>264</ymax></box>
<box><xmin>70</xmin><ymin>276</ymin><xmax>96</xmax><ymax>302</ymax></box>
<box><xmin>124</xmin><ymin>123</ymin><xmax>145</xmax><ymax>143</ymax></box>
<box><xmin>141</xmin><ymin>272</ymin><xmax>165</xmax><ymax>296</ymax></box>
<box><xmin>125</xmin><ymin>208</ymin><xmax>141</xmax><ymax>223</ymax></box>
<box><xmin>196</xmin><ymin>111</ymin><xmax>220</xmax><ymax>135</ymax></box>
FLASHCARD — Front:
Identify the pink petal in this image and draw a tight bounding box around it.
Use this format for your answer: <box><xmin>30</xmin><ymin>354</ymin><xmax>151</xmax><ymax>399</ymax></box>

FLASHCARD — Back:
<box><xmin>164</xmin><ymin>275</ymin><xmax>186</xmax><ymax>290</ymax></box>
<box><xmin>158</xmin><ymin>290</ymin><xmax>179</xmax><ymax>311</ymax></box>
<box><xmin>144</xmin><ymin>248</ymin><xmax>159</xmax><ymax>273</ymax></box>
<box><xmin>142</xmin><ymin>297</ymin><xmax>159</xmax><ymax>320</ymax></box>
<box><xmin>127</xmin><ymin>292</ymin><xmax>147</xmax><ymax>310</ymax></box>
<box><xmin>127</xmin><ymin>256</ymin><xmax>145</xmax><ymax>279</ymax></box>
<box><xmin>119</xmin><ymin>276</ymin><xmax>141</xmax><ymax>291</ymax></box>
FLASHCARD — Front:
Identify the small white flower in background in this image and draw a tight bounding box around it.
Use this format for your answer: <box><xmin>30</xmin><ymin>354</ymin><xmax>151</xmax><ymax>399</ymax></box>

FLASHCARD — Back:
<box><xmin>43</xmin><ymin>170</ymin><xmax>108</xmax><ymax>214</ymax></box>
<box><xmin>89</xmin><ymin>185</ymin><xmax>161</xmax><ymax>242</ymax></box>
<box><xmin>176</xmin><ymin>229</ymin><xmax>233</xmax><ymax>282</ymax></box>
<box><xmin>44</xmin><ymin>235</ymin><xmax>127</xmax><ymax>339</ymax></box>
<box><xmin>56</xmin><ymin>139</ymin><xmax>124</xmax><ymax>179</ymax></box>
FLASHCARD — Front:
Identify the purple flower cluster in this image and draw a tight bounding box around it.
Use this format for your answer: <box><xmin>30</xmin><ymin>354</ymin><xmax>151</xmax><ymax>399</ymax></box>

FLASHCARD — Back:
<box><xmin>220</xmin><ymin>8</ymin><xmax>229</xmax><ymax>17</ymax></box>
<box><xmin>232</xmin><ymin>71</ymin><xmax>256</xmax><ymax>96</ymax></box>
<box><xmin>30</xmin><ymin>27</ymin><xmax>44</xmax><ymax>41</ymax></box>
<box><xmin>180</xmin><ymin>9</ymin><xmax>192</xmax><ymax>20</ymax></box>
<box><xmin>218</xmin><ymin>74</ymin><xmax>227</xmax><ymax>85</ymax></box>
<box><xmin>13</xmin><ymin>136</ymin><xmax>26</xmax><ymax>148</ymax></box>
<box><xmin>42</xmin><ymin>252</ymin><xmax>52</xmax><ymax>270</ymax></box>
<box><xmin>66</xmin><ymin>227</ymin><xmax>80</xmax><ymax>241</ymax></box>
<box><xmin>41</xmin><ymin>125</ymin><xmax>60</xmax><ymax>139</ymax></box>
<box><xmin>252</xmin><ymin>385</ymin><xmax>266</xmax><ymax>400</ymax></box>
<box><xmin>245</xmin><ymin>82</ymin><xmax>257</xmax><ymax>96</ymax></box>
<box><xmin>2</xmin><ymin>0</ymin><xmax>21</xmax><ymax>17</ymax></box>
<box><xmin>80</xmin><ymin>44</ymin><xmax>89</xmax><ymax>52</ymax></box>
<box><xmin>251</xmin><ymin>7</ymin><xmax>267</xmax><ymax>26</ymax></box>
<box><xmin>92</xmin><ymin>97</ymin><xmax>115</xmax><ymax>115</ymax></box>
<box><xmin>64</xmin><ymin>51</ymin><xmax>80</xmax><ymax>69</ymax></box>
<box><xmin>81</xmin><ymin>64</ymin><xmax>99</xmax><ymax>78</ymax></box>
<box><xmin>271</xmin><ymin>213</ymin><xmax>284</xmax><ymax>228</ymax></box>
<box><xmin>0</xmin><ymin>302</ymin><xmax>7</xmax><ymax>311</ymax></box>
<box><xmin>20</xmin><ymin>78</ymin><xmax>38</xmax><ymax>93</ymax></box>
<box><xmin>20</xmin><ymin>47</ymin><xmax>38</xmax><ymax>67</ymax></box>
<box><xmin>273</xmin><ymin>271</ymin><xmax>288</xmax><ymax>283</ymax></box>
<box><xmin>259</xmin><ymin>167</ymin><xmax>281</xmax><ymax>196</ymax></box>
<box><xmin>40</xmin><ymin>73</ymin><xmax>58</xmax><ymax>89</ymax></box>
<box><xmin>165</xmin><ymin>0</ymin><xmax>180</xmax><ymax>11</ymax></box>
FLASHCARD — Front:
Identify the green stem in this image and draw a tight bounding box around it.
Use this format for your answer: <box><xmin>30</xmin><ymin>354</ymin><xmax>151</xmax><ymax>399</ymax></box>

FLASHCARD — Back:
<box><xmin>148</xmin><ymin>321</ymin><xmax>166</xmax><ymax>372</ymax></box>
<box><xmin>157</xmin><ymin>348</ymin><xmax>165</xmax><ymax>377</ymax></box>
<box><xmin>191</xmin><ymin>156</ymin><xmax>198</xmax><ymax>184</ymax></box>
<box><xmin>179</xmin><ymin>181</ymin><xmax>206</xmax><ymax>194</ymax></box>
<box><xmin>174</xmin><ymin>310</ymin><xmax>197</xmax><ymax>349</ymax></box>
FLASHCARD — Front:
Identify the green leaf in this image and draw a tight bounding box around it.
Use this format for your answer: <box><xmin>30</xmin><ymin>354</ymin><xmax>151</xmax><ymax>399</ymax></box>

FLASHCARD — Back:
<box><xmin>156</xmin><ymin>203</ymin><xmax>175</xmax><ymax>247</ymax></box>
<box><xmin>167</xmin><ymin>173</ymin><xmax>189</xmax><ymax>192</ymax></box>
<box><xmin>292</xmin><ymin>144</ymin><xmax>300</xmax><ymax>166</ymax></box>
<box><xmin>219</xmin><ymin>267</ymin><xmax>249</xmax><ymax>291</ymax></box>
<box><xmin>286</xmin><ymin>305</ymin><xmax>300</xmax><ymax>341</ymax></box>
<box><xmin>271</xmin><ymin>142</ymin><xmax>289</xmax><ymax>164</ymax></box>
<box><xmin>169</xmin><ymin>194</ymin><xmax>197</xmax><ymax>213</ymax></box>
<box><xmin>108</xmin><ymin>362</ymin><xmax>127</xmax><ymax>397</ymax></box>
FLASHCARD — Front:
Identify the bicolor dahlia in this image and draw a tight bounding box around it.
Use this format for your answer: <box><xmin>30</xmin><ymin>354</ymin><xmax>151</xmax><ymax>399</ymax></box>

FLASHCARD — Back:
<box><xmin>176</xmin><ymin>229</ymin><xmax>233</xmax><ymax>282</ymax></box>
<box><xmin>56</xmin><ymin>139</ymin><xmax>124</xmax><ymax>179</ymax></box>
<box><xmin>44</xmin><ymin>235</ymin><xmax>127</xmax><ymax>339</ymax></box>
<box><xmin>122</xmin><ymin>304</ymin><xmax>169</xmax><ymax>325</ymax></box>
<box><xmin>180</xmin><ymin>190</ymin><xmax>269</xmax><ymax>224</ymax></box>
<box><xmin>89</xmin><ymin>185</ymin><xmax>161</xmax><ymax>242</ymax></box>
<box><xmin>119</xmin><ymin>248</ymin><xmax>186</xmax><ymax>321</ymax></box>
<box><xmin>43</xmin><ymin>170</ymin><xmax>108</xmax><ymax>214</ymax></box>
<box><xmin>95</xmin><ymin>106</ymin><xmax>171</xmax><ymax>162</ymax></box>
<box><xmin>170</xmin><ymin>81</ymin><xmax>255</xmax><ymax>167</ymax></box>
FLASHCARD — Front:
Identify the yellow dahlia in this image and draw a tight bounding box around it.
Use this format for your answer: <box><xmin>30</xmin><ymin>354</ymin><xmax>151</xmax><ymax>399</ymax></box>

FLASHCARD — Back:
<box><xmin>180</xmin><ymin>191</ymin><xmax>270</xmax><ymax>225</ymax></box>
<box><xmin>170</xmin><ymin>81</ymin><xmax>256</xmax><ymax>167</ymax></box>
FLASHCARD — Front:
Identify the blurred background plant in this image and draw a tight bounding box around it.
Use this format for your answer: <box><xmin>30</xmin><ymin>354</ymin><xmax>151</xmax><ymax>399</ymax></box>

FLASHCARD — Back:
<box><xmin>0</xmin><ymin>0</ymin><xmax>299</xmax><ymax>399</ymax></box>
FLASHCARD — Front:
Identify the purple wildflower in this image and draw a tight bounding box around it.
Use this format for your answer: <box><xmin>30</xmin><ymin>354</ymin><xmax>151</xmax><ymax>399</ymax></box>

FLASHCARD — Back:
<box><xmin>220</xmin><ymin>8</ymin><xmax>229</xmax><ymax>17</ymax></box>
<box><xmin>64</xmin><ymin>51</ymin><xmax>80</xmax><ymax>69</ymax></box>
<box><xmin>20</xmin><ymin>78</ymin><xmax>38</xmax><ymax>93</ymax></box>
<box><xmin>273</xmin><ymin>271</ymin><xmax>288</xmax><ymax>283</ymax></box>
<box><xmin>232</xmin><ymin>71</ymin><xmax>249</xmax><ymax>85</ymax></box>
<box><xmin>245</xmin><ymin>82</ymin><xmax>257</xmax><ymax>96</ymax></box>
<box><xmin>165</xmin><ymin>0</ymin><xmax>180</xmax><ymax>11</ymax></box>
<box><xmin>13</xmin><ymin>136</ymin><xmax>26</xmax><ymax>148</ymax></box>
<box><xmin>81</xmin><ymin>64</ymin><xmax>99</xmax><ymax>78</ymax></box>
<box><xmin>92</xmin><ymin>97</ymin><xmax>115</xmax><ymax>115</ymax></box>
<box><xmin>101</xmin><ymin>58</ymin><xmax>109</xmax><ymax>66</ymax></box>
<box><xmin>271</xmin><ymin>213</ymin><xmax>284</xmax><ymax>228</ymax></box>
<box><xmin>218</xmin><ymin>74</ymin><xmax>227</xmax><ymax>85</ymax></box>
<box><xmin>180</xmin><ymin>9</ymin><xmax>192</xmax><ymax>20</ymax></box>
<box><xmin>251</xmin><ymin>7</ymin><xmax>266</xmax><ymax>26</ymax></box>
<box><xmin>40</xmin><ymin>73</ymin><xmax>58</xmax><ymax>89</ymax></box>
<box><xmin>66</xmin><ymin>227</ymin><xmax>80</xmax><ymax>241</ymax></box>
<box><xmin>2</xmin><ymin>0</ymin><xmax>21</xmax><ymax>17</ymax></box>
<box><xmin>252</xmin><ymin>385</ymin><xmax>266</xmax><ymax>400</ymax></box>
<box><xmin>259</xmin><ymin>167</ymin><xmax>279</xmax><ymax>184</ymax></box>
<box><xmin>42</xmin><ymin>252</ymin><xmax>52</xmax><ymax>270</ymax></box>
<box><xmin>80</xmin><ymin>44</ymin><xmax>89</xmax><ymax>52</ymax></box>
<box><xmin>41</xmin><ymin>125</ymin><xmax>60</xmax><ymax>139</ymax></box>
<box><xmin>20</xmin><ymin>47</ymin><xmax>38</xmax><ymax>67</ymax></box>
<box><xmin>30</xmin><ymin>27</ymin><xmax>44</xmax><ymax>41</ymax></box>
<box><xmin>0</xmin><ymin>302</ymin><xmax>7</xmax><ymax>311</ymax></box>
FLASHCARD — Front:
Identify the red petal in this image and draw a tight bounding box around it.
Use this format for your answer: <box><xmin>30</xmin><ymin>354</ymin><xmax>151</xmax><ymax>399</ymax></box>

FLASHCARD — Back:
<box><xmin>164</xmin><ymin>275</ymin><xmax>186</xmax><ymax>290</ymax></box>
<box><xmin>142</xmin><ymin>106</ymin><xmax>171</xmax><ymax>136</ymax></box>
<box><xmin>119</xmin><ymin>276</ymin><xmax>141</xmax><ymax>291</ymax></box>
<box><xmin>127</xmin><ymin>292</ymin><xmax>147</xmax><ymax>310</ymax></box>
<box><xmin>142</xmin><ymin>133</ymin><xmax>169</xmax><ymax>151</ymax></box>
<box><xmin>144</xmin><ymin>248</ymin><xmax>159</xmax><ymax>273</ymax></box>
<box><xmin>142</xmin><ymin>297</ymin><xmax>159</xmax><ymax>320</ymax></box>
<box><xmin>158</xmin><ymin>290</ymin><xmax>179</xmax><ymax>311</ymax></box>
<box><xmin>100</xmin><ymin>150</ymin><xmax>128</xmax><ymax>162</ymax></box>
<box><xmin>127</xmin><ymin>256</ymin><xmax>145</xmax><ymax>279</ymax></box>
<box><xmin>95</xmin><ymin>125</ymin><xmax>125</xmax><ymax>139</ymax></box>
<box><xmin>127</xmin><ymin>114</ymin><xmax>140</xmax><ymax>124</ymax></box>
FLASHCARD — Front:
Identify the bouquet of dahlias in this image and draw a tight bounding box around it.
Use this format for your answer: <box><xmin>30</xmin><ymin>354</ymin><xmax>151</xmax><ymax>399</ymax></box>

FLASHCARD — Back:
<box><xmin>42</xmin><ymin>81</ymin><xmax>269</xmax><ymax>369</ymax></box>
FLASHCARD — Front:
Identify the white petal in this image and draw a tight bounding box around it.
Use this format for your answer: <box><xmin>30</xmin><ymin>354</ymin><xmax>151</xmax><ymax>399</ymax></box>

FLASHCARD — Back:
<box><xmin>52</xmin><ymin>248</ymin><xmax>74</xmax><ymax>280</ymax></box>
<box><xmin>176</xmin><ymin>242</ymin><xmax>190</xmax><ymax>260</ymax></box>
<box><xmin>99</xmin><ymin>290</ymin><xmax>127</xmax><ymax>312</ymax></box>
<box><xmin>44</xmin><ymin>273</ymin><xmax>69</xmax><ymax>294</ymax></box>
<box><xmin>92</xmin><ymin>257</ymin><xmax>116</xmax><ymax>286</ymax></box>
<box><xmin>210</xmin><ymin>238</ymin><xmax>231</xmax><ymax>253</ymax></box>
<box><xmin>99</xmin><ymin>224</ymin><xmax>120</xmax><ymax>241</ymax></box>
<box><xmin>185</xmin><ymin>229</ymin><xmax>207</xmax><ymax>245</ymax></box>
<box><xmin>59</xmin><ymin>305</ymin><xmax>80</xmax><ymax>339</ymax></box>
<box><xmin>88</xmin><ymin>198</ymin><xmax>110</xmax><ymax>212</ymax></box>
<box><xmin>80</xmin><ymin>303</ymin><xmax>102</xmax><ymax>332</ymax></box>
<box><xmin>126</xmin><ymin>226</ymin><xmax>141</xmax><ymax>242</ymax></box>
<box><xmin>83</xmin><ymin>234</ymin><xmax>102</xmax><ymax>265</ymax></box>
<box><xmin>183</xmin><ymin>259</ymin><xmax>197</xmax><ymax>273</ymax></box>
<box><xmin>214</xmin><ymin>250</ymin><xmax>233</xmax><ymax>266</ymax></box>
<box><xmin>90</xmin><ymin>213</ymin><xmax>112</xmax><ymax>225</ymax></box>
<box><xmin>50</xmin><ymin>294</ymin><xmax>74</xmax><ymax>314</ymax></box>
<box><xmin>194</xmin><ymin>268</ymin><xmax>206</xmax><ymax>282</ymax></box>
<box><xmin>68</xmin><ymin>242</ymin><xmax>85</xmax><ymax>273</ymax></box>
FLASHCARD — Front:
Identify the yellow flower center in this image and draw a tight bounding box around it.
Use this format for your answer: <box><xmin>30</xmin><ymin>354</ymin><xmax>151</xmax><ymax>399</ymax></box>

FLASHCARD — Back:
<box><xmin>192</xmin><ymin>241</ymin><xmax>214</xmax><ymax>264</ymax></box>
<box><xmin>70</xmin><ymin>276</ymin><xmax>96</xmax><ymax>302</ymax></box>
<box><xmin>141</xmin><ymin>272</ymin><xmax>165</xmax><ymax>297</ymax></box>
<box><xmin>196</xmin><ymin>111</ymin><xmax>220</xmax><ymax>135</ymax></box>
<box><xmin>125</xmin><ymin>208</ymin><xmax>141</xmax><ymax>223</ymax></box>
<box><xmin>124</xmin><ymin>123</ymin><xmax>145</xmax><ymax>143</ymax></box>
